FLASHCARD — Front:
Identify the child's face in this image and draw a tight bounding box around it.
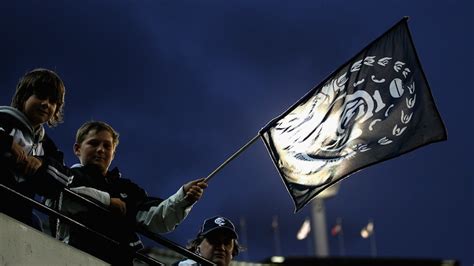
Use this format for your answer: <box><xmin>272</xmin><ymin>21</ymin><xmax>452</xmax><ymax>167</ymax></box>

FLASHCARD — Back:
<box><xmin>74</xmin><ymin>129</ymin><xmax>116</xmax><ymax>176</ymax></box>
<box><xmin>23</xmin><ymin>94</ymin><xmax>57</xmax><ymax>128</ymax></box>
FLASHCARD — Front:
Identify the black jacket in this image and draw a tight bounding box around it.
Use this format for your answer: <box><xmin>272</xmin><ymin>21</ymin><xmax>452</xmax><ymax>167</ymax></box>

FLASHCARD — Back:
<box><xmin>55</xmin><ymin>164</ymin><xmax>163</xmax><ymax>265</ymax></box>
<box><xmin>0</xmin><ymin>106</ymin><xmax>64</xmax><ymax>227</ymax></box>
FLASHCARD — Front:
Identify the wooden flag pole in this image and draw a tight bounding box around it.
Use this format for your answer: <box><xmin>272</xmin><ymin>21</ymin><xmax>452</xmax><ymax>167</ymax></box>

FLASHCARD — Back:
<box><xmin>204</xmin><ymin>134</ymin><xmax>260</xmax><ymax>183</ymax></box>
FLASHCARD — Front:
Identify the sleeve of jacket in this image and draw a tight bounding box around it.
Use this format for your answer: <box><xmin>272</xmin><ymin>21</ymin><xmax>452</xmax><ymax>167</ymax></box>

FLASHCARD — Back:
<box><xmin>0</xmin><ymin>115</ymin><xmax>14</xmax><ymax>155</ymax></box>
<box><xmin>68</xmin><ymin>186</ymin><xmax>111</xmax><ymax>207</ymax></box>
<box><xmin>109</xmin><ymin>179</ymin><xmax>150</xmax><ymax>225</ymax></box>
<box><xmin>0</xmin><ymin>130</ymin><xmax>13</xmax><ymax>155</ymax></box>
<box><xmin>135</xmin><ymin>186</ymin><xmax>194</xmax><ymax>234</ymax></box>
<box><xmin>30</xmin><ymin>156</ymin><xmax>73</xmax><ymax>198</ymax></box>
<box><xmin>31</xmin><ymin>158</ymin><xmax>108</xmax><ymax>203</ymax></box>
<box><xmin>65</xmin><ymin>168</ymin><xmax>111</xmax><ymax>207</ymax></box>
<box><xmin>25</xmin><ymin>134</ymin><xmax>70</xmax><ymax>198</ymax></box>
<box><xmin>41</xmin><ymin>134</ymin><xmax>65</xmax><ymax>166</ymax></box>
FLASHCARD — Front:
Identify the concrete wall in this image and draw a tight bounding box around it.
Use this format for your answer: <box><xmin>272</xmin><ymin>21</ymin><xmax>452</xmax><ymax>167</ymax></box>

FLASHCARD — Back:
<box><xmin>0</xmin><ymin>213</ymin><xmax>108</xmax><ymax>266</ymax></box>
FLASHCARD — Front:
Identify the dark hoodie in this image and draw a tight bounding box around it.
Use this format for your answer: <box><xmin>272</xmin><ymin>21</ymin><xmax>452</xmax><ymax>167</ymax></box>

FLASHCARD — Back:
<box><xmin>0</xmin><ymin>106</ymin><xmax>64</xmax><ymax>227</ymax></box>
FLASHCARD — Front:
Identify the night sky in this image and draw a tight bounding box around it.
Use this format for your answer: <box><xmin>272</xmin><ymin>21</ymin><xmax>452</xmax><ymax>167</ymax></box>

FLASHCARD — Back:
<box><xmin>0</xmin><ymin>1</ymin><xmax>472</xmax><ymax>265</ymax></box>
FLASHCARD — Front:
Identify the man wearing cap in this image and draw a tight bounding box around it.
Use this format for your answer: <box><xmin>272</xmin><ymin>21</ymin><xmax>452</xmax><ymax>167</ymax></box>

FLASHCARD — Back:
<box><xmin>173</xmin><ymin>216</ymin><xmax>242</xmax><ymax>266</ymax></box>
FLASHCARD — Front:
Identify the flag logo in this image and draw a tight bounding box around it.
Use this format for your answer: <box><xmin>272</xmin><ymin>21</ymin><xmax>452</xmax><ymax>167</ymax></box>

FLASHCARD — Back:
<box><xmin>269</xmin><ymin>55</ymin><xmax>418</xmax><ymax>187</ymax></box>
<box><xmin>260</xmin><ymin>18</ymin><xmax>447</xmax><ymax>211</ymax></box>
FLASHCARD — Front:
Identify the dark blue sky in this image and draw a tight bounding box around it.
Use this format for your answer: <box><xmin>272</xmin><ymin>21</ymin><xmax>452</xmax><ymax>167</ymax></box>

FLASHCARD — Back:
<box><xmin>1</xmin><ymin>0</ymin><xmax>472</xmax><ymax>264</ymax></box>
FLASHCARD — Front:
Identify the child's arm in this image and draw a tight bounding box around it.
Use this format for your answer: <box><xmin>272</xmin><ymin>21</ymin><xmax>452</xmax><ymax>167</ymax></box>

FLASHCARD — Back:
<box><xmin>18</xmin><ymin>155</ymin><xmax>42</xmax><ymax>176</ymax></box>
<box><xmin>66</xmin><ymin>187</ymin><xmax>129</xmax><ymax>217</ymax></box>
<box><xmin>0</xmin><ymin>127</ymin><xmax>44</xmax><ymax>176</ymax></box>
<box><xmin>10</xmin><ymin>141</ymin><xmax>27</xmax><ymax>164</ymax></box>
<box><xmin>65</xmin><ymin>169</ymin><xmax>127</xmax><ymax>216</ymax></box>
<box><xmin>109</xmin><ymin>197</ymin><xmax>127</xmax><ymax>215</ymax></box>
<box><xmin>136</xmin><ymin>178</ymin><xmax>207</xmax><ymax>234</ymax></box>
<box><xmin>0</xmin><ymin>129</ymin><xmax>27</xmax><ymax>164</ymax></box>
<box><xmin>0</xmin><ymin>128</ymin><xmax>14</xmax><ymax>155</ymax></box>
<box><xmin>29</xmin><ymin>157</ymin><xmax>73</xmax><ymax>198</ymax></box>
<box><xmin>68</xmin><ymin>186</ymin><xmax>112</xmax><ymax>207</ymax></box>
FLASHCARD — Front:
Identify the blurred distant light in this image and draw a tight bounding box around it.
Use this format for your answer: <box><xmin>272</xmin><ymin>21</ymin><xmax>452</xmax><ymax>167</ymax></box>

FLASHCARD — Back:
<box><xmin>361</xmin><ymin>229</ymin><xmax>369</xmax><ymax>238</ymax></box>
<box><xmin>271</xmin><ymin>256</ymin><xmax>285</xmax><ymax>263</ymax></box>
<box><xmin>296</xmin><ymin>218</ymin><xmax>311</xmax><ymax>240</ymax></box>
<box><xmin>441</xmin><ymin>260</ymin><xmax>457</xmax><ymax>266</ymax></box>
<box><xmin>367</xmin><ymin>222</ymin><xmax>374</xmax><ymax>232</ymax></box>
<box><xmin>361</xmin><ymin>220</ymin><xmax>374</xmax><ymax>238</ymax></box>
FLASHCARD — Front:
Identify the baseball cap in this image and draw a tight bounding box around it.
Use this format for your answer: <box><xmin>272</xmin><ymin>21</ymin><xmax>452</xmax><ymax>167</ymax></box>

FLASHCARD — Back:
<box><xmin>198</xmin><ymin>216</ymin><xmax>238</xmax><ymax>239</ymax></box>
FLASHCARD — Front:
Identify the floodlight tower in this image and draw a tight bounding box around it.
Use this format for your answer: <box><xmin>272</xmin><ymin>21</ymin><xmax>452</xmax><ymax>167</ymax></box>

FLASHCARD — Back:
<box><xmin>311</xmin><ymin>183</ymin><xmax>340</xmax><ymax>257</ymax></box>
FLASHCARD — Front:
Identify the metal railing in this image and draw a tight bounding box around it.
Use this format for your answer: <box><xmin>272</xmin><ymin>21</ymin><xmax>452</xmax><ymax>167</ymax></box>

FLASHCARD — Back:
<box><xmin>1</xmin><ymin>183</ymin><xmax>215</xmax><ymax>266</ymax></box>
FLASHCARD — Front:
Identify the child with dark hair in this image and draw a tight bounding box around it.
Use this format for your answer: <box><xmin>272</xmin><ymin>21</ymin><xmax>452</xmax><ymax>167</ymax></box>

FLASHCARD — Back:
<box><xmin>0</xmin><ymin>68</ymin><xmax>67</xmax><ymax>228</ymax></box>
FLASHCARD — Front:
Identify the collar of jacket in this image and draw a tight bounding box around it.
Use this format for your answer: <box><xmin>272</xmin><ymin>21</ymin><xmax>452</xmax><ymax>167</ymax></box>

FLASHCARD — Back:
<box><xmin>72</xmin><ymin>163</ymin><xmax>122</xmax><ymax>181</ymax></box>
<box><xmin>0</xmin><ymin>106</ymin><xmax>45</xmax><ymax>141</ymax></box>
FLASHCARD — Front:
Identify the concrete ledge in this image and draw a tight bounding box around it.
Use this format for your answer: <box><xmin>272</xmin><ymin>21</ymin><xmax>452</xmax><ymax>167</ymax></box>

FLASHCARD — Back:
<box><xmin>0</xmin><ymin>213</ymin><xmax>108</xmax><ymax>266</ymax></box>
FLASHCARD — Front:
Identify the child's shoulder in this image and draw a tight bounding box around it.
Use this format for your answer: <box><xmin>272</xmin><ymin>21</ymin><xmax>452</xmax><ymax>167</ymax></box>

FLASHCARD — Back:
<box><xmin>41</xmin><ymin>133</ymin><xmax>64</xmax><ymax>160</ymax></box>
<box><xmin>0</xmin><ymin>106</ymin><xmax>31</xmax><ymax>132</ymax></box>
<box><xmin>116</xmin><ymin>175</ymin><xmax>138</xmax><ymax>187</ymax></box>
<box><xmin>112</xmin><ymin>173</ymin><xmax>146</xmax><ymax>193</ymax></box>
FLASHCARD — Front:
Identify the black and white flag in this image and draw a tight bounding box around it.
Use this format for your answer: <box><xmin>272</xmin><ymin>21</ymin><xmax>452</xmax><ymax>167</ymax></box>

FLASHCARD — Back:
<box><xmin>259</xmin><ymin>18</ymin><xmax>447</xmax><ymax>212</ymax></box>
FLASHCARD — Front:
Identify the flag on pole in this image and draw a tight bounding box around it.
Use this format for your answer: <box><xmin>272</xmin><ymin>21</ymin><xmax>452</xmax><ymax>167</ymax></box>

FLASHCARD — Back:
<box><xmin>331</xmin><ymin>217</ymin><xmax>346</xmax><ymax>255</ymax></box>
<box><xmin>331</xmin><ymin>223</ymin><xmax>342</xmax><ymax>237</ymax></box>
<box><xmin>259</xmin><ymin>17</ymin><xmax>447</xmax><ymax>212</ymax></box>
